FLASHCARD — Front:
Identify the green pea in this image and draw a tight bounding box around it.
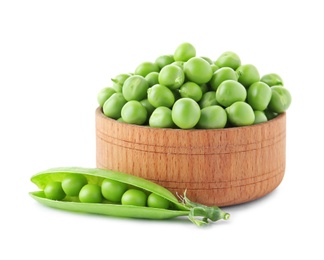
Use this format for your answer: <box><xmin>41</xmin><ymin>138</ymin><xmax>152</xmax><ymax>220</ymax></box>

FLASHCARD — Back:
<box><xmin>174</xmin><ymin>42</ymin><xmax>196</xmax><ymax>62</ymax></box>
<box><xmin>264</xmin><ymin>109</ymin><xmax>278</xmax><ymax>120</ymax></box>
<box><xmin>184</xmin><ymin>57</ymin><xmax>213</xmax><ymax>84</ymax></box>
<box><xmin>149</xmin><ymin>106</ymin><xmax>175</xmax><ymax>128</ymax></box>
<box><xmin>179</xmin><ymin>82</ymin><xmax>203</xmax><ymax>102</ymax></box>
<box><xmin>140</xmin><ymin>99</ymin><xmax>155</xmax><ymax>117</ymax></box>
<box><xmin>97</xmin><ymin>87</ymin><xmax>116</xmax><ymax>107</ymax></box>
<box><xmin>215</xmin><ymin>51</ymin><xmax>241</xmax><ymax>70</ymax></box>
<box><xmin>155</xmin><ymin>54</ymin><xmax>174</xmax><ymax>69</ymax></box>
<box><xmin>247</xmin><ymin>81</ymin><xmax>272</xmax><ymax>111</ymax></box>
<box><xmin>121</xmin><ymin>189</ymin><xmax>147</xmax><ymax>207</ymax></box>
<box><xmin>145</xmin><ymin>72</ymin><xmax>159</xmax><ymax>87</ymax></box>
<box><xmin>172</xmin><ymin>98</ymin><xmax>201</xmax><ymax>129</ymax></box>
<box><xmin>62</xmin><ymin>174</ymin><xmax>87</xmax><ymax>196</ymax></box>
<box><xmin>79</xmin><ymin>184</ymin><xmax>102</xmax><ymax>203</ymax></box>
<box><xmin>171</xmin><ymin>61</ymin><xmax>185</xmax><ymax>69</ymax></box>
<box><xmin>199</xmin><ymin>91</ymin><xmax>218</xmax><ymax>108</ymax></box>
<box><xmin>112</xmin><ymin>82</ymin><xmax>122</xmax><ymax>93</ymax></box>
<box><xmin>211</xmin><ymin>64</ymin><xmax>219</xmax><ymax>73</ymax></box>
<box><xmin>196</xmin><ymin>105</ymin><xmax>227</xmax><ymax>129</ymax></box>
<box><xmin>147</xmin><ymin>193</ymin><xmax>170</xmax><ymax>209</ymax></box>
<box><xmin>121</xmin><ymin>100</ymin><xmax>147</xmax><ymax>125</ymax></box>
<box><xmin>103</xmin><ymin>93</ymin><xmax>127</xmax><ymax>119</ymax></box>
<box><xmin>268</xmin><ymin>86</ymin><xmax>292</xmax><ymax>113</ymax></box>
<box><xmin>147</xmin><ymin>84</ymin><xmax>175</xmax><ymax>108</ymax></box>
<box><xmin>200</xmin><ymin>83</ymin><xmax>209</xmax><ymax>94</ymax></box>
<box><xmin>158</xmin><ymin>64</ymin><xmax>185</xmax><ymax>90</ymax></box>
<box><xmin>101</xmin><ymin>179</ymin><xmax>128</xmax><ymax>203</ymax></box>
<box><xmin>44</xmin><ymin>181</ymin><xmax>66</xmax><ymax>200</ymax></box>
<box><xmin>122</xmin><ymin>75</ymin><xmax>149</xmax><ymax>101</ymax></box>
<box><xmin>236</xmin><ymin>64</ymin><xmax>260</xmax><ymax>88</ymax></box>
<box><xmin>200</xmin><ymin>56</ymin><xmax>213</xmax><ymax>64</ymax></box>
<box><xmin>253</xmin><ymin>110</ymin><xmax>268</xmax><ymax>124</ymax></box>
<box><xmin>134</xmin><ymin>61</ymin><xmax>159</xmax><ymax>77</ymax></box>
<box><xmin>209</xmin><ymin>67</ymin><xmax>238</xmax><ymax>91</ymax></box>
<box><xmin>225</xmin><ymin>101</ymin><xmax>255</xmax><ymax>126</ymax></box>
<box><xmin>260</xmin><ymin>73</ymin><xmax>283</xmax><ymax>86</ymax></box>
<box><xmin>117</xmin><ymin>117</ymin><xmax>125</xmax><ymax>123</ymax></box>
<box><xmin>111</xmin><ymin>73</ymin><xmax>131</xmax><ymax>86</ymax></box>
<box><xmin>172</xmin><ymin>89</ymin><xmax>181</xmax><ymax>101</ymax></box>
<box><xmin>216</xmin><ymin>80</ymin><xmax>247</xmax><ymax>107</ymax></box>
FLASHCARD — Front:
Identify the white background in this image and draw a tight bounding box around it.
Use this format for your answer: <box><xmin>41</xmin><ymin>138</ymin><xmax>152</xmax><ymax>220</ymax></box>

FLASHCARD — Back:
<box><xmin>1</xmin><ymin>0</ymin><xmax>323</xmax><ymax>259</ymax></box>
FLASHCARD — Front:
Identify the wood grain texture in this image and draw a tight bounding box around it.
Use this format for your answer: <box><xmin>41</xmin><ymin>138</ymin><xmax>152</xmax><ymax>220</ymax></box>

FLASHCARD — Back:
<box><xmin>96</xmin><ymin>107</ymin><xmax>286</xmax><ymax>206</ymax></box>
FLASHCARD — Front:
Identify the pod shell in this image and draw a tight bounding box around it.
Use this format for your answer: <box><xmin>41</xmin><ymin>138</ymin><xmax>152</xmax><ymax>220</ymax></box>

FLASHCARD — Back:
<box><xmin>30</xmin><ymin>167</ymin><xmax>188</xmax><ymax>220</ymax></box>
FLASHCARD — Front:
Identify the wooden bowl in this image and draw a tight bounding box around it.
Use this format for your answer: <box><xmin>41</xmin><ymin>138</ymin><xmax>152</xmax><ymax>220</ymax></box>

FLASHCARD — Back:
<box><xmin>95</xmin><ymin>107</ymin><xmax>286</xmax><ymax>206</ymax></box>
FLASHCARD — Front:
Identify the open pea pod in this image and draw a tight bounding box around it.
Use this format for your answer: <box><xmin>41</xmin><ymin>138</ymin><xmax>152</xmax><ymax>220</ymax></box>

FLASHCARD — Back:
<box><xmin>29</xmin><ymin>167</ymin><xmax>230</xmax><ymax>226</ymax></box>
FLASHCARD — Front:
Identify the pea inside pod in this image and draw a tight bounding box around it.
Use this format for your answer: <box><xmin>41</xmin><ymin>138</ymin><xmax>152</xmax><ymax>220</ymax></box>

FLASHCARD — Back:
<box><xmin>30</xmin><ymin>167</ymin><xmax>230</xmax><ymax>226</ymax></box>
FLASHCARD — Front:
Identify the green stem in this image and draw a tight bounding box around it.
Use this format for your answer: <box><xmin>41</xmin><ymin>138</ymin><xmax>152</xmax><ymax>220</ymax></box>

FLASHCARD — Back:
<box><xmin>179</xmin><ymin>190</ymin><xmax>230</xmax><ymax>226</ymax></box>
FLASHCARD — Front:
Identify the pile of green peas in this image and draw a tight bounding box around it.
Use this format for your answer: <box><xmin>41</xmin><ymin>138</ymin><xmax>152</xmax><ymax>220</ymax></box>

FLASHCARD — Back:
<box><xmin>43</xmin><ymin>174</ymin><xmax>170</xmax><ymax>209</ymax></box>
<box><xmin>97</xmin><ymin>43</ymin><xmax>292</xmax><ymax>129</ymax></box>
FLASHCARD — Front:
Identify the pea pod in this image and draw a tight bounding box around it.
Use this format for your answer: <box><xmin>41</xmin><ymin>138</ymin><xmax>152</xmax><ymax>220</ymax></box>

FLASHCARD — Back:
<box><xmin>29</xmin><ymin>167</ymin><xmax>230</xmax><ymax>226</ymax></box>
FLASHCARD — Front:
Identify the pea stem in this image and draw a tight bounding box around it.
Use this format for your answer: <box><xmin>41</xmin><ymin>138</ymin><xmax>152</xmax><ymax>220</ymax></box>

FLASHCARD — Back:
<box><xmin>178</xmin><ymin>190</ymin><xmax>230</xmax><ymax>226</ymax></box>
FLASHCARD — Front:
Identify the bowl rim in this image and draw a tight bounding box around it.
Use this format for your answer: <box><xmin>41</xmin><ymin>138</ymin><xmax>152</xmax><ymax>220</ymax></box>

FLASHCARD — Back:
<box><xmin>96</xmin><ymin>106</ymin><xmax>286</xmax><ymax>133</ymax></box>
